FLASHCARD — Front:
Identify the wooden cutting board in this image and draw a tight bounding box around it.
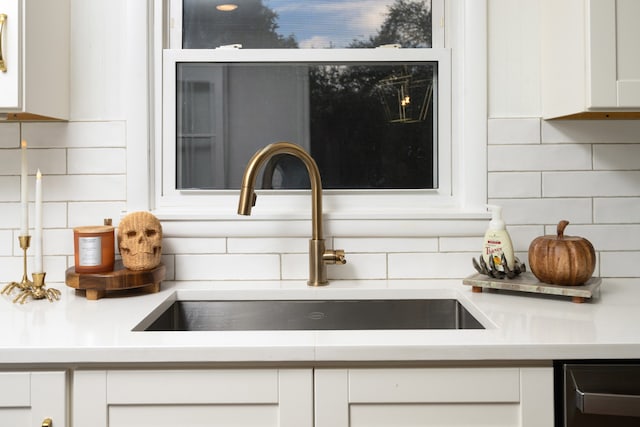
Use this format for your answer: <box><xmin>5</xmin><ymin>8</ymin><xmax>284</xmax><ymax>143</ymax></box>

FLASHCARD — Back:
<box><xmin>65</xmin><ymin>260</ymin><xmax>165</xmax><ymax>300</ymax></box>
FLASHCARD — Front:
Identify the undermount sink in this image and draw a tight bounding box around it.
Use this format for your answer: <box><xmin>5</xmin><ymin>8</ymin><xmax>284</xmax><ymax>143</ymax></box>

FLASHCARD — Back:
<box><xmin>134</xmin><ymin>298</ymin><xmax>485</xmax><ymax>331</ymax></box>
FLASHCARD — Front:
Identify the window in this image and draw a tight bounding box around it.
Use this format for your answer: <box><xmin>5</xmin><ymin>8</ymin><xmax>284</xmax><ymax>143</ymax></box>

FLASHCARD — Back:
<box><xmin>150</xmin><ymin>0</ymin><xmax>487</xmax><ymax>232</ymax></box>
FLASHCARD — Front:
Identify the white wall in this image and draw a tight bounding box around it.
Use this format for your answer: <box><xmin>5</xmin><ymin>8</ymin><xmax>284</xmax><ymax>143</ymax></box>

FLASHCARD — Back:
<box><xmin>1</xmin><ymin>0</ymin><xmax>639</xmax><ymax>286</ymax></box>
<box><xmin>488</xmin><ymin>0</ymin><xmax>640</xmax><ymax>279</ymax></box>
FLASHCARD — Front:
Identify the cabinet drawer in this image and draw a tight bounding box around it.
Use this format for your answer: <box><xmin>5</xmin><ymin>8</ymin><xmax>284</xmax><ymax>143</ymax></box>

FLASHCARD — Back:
<box><xmin>0</xmin><ymin>372</ymin><xmax>30</xmax><ymax>407</ymax></box>
<box><xmin>348</xmin><ymin>367</ymin><xmax>520</xmax><ymax>403</ymax></box>
<box><xmin>107</xmin><ymin>369</ymin><xmax>279</xmax><ymax>404</ymax></box>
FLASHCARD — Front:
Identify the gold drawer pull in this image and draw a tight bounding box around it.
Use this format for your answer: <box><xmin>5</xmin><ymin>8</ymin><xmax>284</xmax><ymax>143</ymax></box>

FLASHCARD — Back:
<box><xmin>0</xmin><ymin>13</ymin><xmax>6</xmax><ymax>72</ymax></box>
<box><xmin>42</xmin><ymin>418</ymin><xmax>52</xmax><ymax>427</ymax></box>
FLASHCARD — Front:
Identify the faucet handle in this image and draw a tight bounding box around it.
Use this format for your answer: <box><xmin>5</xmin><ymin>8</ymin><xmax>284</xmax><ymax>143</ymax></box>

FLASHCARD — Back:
<box><xmin>324</xmin><ymin>249</ymin><xmax>346</xmax><ymax>265</ymax></box>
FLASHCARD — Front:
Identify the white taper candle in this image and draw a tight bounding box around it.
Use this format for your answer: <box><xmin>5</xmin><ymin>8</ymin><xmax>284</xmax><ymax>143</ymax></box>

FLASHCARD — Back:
<box><xmin>20</xmin><ymin>140</ymin><xmax>28</xmax><ymax>235</ymax></box>
<box><xmin>34</xmin><ymin>169</ymin><xmax>43</xmax><ymax>273</ymax></box>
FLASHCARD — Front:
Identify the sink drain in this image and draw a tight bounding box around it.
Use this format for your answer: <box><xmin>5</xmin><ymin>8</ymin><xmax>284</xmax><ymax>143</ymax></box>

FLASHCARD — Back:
<box><xmin>307</xmin><ymin>311</ymin><xmax>326</xmax><ymax>321</ymax></box>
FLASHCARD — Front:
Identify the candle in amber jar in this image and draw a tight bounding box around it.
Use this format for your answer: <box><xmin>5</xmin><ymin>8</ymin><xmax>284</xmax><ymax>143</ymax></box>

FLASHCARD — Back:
<box><xmin>73</xmin><ymin>225</ymin><xmax>115</xmax><ymax>273</ymax></box>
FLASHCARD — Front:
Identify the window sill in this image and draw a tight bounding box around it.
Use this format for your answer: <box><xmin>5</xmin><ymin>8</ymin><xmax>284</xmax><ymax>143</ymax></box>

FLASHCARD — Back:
<box><xmin>152</xmin><ymin>207</ymin><xmax>490</xmax><ymax>238</ymax></box>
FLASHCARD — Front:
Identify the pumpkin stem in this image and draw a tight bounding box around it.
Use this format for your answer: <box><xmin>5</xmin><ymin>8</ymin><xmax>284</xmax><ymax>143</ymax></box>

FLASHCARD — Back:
<box><xmin>557</xmin><ymin>220</ymin><xmax>570</xmax><ymax>239</ymax></box>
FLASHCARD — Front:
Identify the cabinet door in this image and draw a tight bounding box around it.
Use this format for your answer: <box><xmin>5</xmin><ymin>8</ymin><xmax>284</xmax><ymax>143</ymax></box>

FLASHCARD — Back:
<box><xmin>0</xmin><ymin>0</ymin><xmax>68</xmax><ymax>118</ymax></box>
<box><xmin>315</xmin><ymin>367</ymin><xmax>553</xmax><ymax>427</ymax></box>
<box><xmin>613</xmin><ymin>0</ymin><xmax>640</xmax><ymax>106</ymax></box>
<box><xmin>589</xmin><ymin>0</ymin><xmax>640</xmax><ymax>108</ymax></box>
<box><xmin>73</xmin><ymin>368</ymin><xmax>313</xmax><ymax>427</ymax></box>
<box><xmin>0</xmin><ymin>371</ymin><xmax>67</xmax><ymax>426</ymax></box>
<box><xmin>0</xmin><ymin>0</ymin><xmax>21</xmax><ymax>109</ymax></box>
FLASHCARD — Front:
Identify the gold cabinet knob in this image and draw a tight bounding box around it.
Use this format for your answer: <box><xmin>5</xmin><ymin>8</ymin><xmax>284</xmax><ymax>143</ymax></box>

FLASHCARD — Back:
<box><xmin>42</xmin><ymin>418</ymin><xmax>52</xmax><ymax>427</ymax></box>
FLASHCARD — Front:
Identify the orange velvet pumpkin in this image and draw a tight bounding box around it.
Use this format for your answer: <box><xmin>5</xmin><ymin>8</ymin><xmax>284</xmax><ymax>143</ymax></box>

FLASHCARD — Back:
<box><xmin>528</xmin><ymin>220</ymin><xmax>596</xmax><ymax>286</ymax></box>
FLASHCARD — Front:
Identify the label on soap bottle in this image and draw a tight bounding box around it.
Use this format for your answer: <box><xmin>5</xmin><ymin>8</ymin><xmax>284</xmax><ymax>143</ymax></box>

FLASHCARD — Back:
<box><xmin>78</xmin><ymin>236</ymin><xmax>102</xmax><ymax>266</ymax></box>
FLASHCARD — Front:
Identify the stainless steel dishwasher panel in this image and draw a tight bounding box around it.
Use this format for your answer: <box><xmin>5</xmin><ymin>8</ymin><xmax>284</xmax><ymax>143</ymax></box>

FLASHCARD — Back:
<box><xmin>564</xmin><ymin>364</ymin><xmax>640</xmax><ymax>427</ymax></box>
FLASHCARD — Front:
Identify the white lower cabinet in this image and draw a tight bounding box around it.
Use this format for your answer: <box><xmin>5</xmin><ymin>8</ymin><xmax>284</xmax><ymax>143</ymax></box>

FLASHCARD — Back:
<box><xmin>73</xmin><ymin>368</ymin><xmax>313</xmax><ymax>427</ymax></box>
<box><xmin>72</xmin><ymin>366</ymin><xmax>553</xmax><ymax>427</ymax></box>
<box><xmin>315</xmin><ymin>367</ymin><xmax>554</xmax><ymax>427</ymax></box>
<box><xmin>0</xmin><ymin>371</ymin><xmax>67</xmax><ymax>427</ymax></box>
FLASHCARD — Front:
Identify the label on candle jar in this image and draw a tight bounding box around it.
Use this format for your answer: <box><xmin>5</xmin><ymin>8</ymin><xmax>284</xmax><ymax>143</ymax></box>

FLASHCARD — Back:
<box><xmin>78</xmin><ymin>236</ymin><xmax>102</xmax><ymax>266</ymax></box>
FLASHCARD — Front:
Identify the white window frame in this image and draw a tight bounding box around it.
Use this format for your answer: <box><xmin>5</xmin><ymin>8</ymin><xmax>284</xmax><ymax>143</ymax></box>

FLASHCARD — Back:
<box><xmin>161</xmin><ymin>48</ymin><xmax>451</xmax><ymax>209</ymax></box>
<box><xmin>125</xmin><ymin>0</ymin><xmax>488</xmax><ymax>237</ymax></box>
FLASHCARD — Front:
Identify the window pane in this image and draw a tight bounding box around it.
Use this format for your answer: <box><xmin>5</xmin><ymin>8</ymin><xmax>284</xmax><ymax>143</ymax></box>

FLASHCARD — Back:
<box><xmin>183</xmin><ymin>0</ymin><xmax>433</xmax><ymax>49</ymax></box>
<box><xmin>175</xmin><ymin>61</ymin><xmax>436</xmax><ymax>190</ymax></box>
<box><xmin>311</xmin><ymin>62</ymin><xmax>436</xmax><ymax>189</ymax></box>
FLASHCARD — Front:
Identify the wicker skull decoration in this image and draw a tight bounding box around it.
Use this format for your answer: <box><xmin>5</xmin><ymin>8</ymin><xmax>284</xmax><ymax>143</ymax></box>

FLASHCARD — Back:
<box><xmin>117</xmin><ymin>211</ymin><xmax>163</xmax><ymax>270</ymax></box>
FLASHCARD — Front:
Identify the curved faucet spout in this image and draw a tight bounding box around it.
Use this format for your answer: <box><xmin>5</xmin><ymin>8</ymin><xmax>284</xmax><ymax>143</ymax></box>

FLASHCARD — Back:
<box><xmin>237</xmin><ymin>142</ymin><xmax>346</xmax><ymax>286</ymax></box>
<box><xmin>238</xmin><ymin>142</ymin><xmax>323</xmax><ymax>240</ymax></box>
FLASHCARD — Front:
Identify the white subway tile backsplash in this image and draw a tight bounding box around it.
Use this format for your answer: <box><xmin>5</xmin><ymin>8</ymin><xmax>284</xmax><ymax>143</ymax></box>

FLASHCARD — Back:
<box><xmin>543</xmin><ymin>171</ymin><xmax>640</xmax><ymax>197</ymax></box>
<box><xmin>593</xmin><ymin>145</ymin><xmax>640</xmax><ymax>170</ymax></box>
<box><xmin>30</xmin><ymin>149</ymin><xmax>67</xmax><ymax>175</ymax></box>
<box><xmin>43</xmin><ymin>175</ymin><xmax>126</xmax><ymax>201</ymax></box>
<box><xmin>505</xmin><ymin>225</ymin><xmax>545</xmax><ymax>252</ymax></box>
<box><xmin>42</xmin><ymin>256</ymin><xmax>69</xmax><ymax>283</ymax></box>
<box><xmin>542</xmin><ymin>120</ymin><xmax>640</xmax><ymax>143</ymax></box>
<box><xmin>0</xmin><ymin>230</ymin><xmax>12</xmax><ymax>256</ymax></box>
<box><xmin>3</xmin><ymin>113</ymin><xmax>640</xmax><ymax>282</ymax></box>
<box><xmin>594</xmin><ymin>198</ymin><xmax>640</xmax><ymax>223</ymax></box>
<box><xmin>0</xmin><ymin>204</ymin><xmax>20</xmax><ymax>230</ymax></box>
<box><xmin>488</xmin><ymin>172</ymin><xmax>541</xmax><ymax>198</ymax></box>
<box><xmin>599</xmin><ymin>252</ymin><xmax>640</xmax><ymax>278</ymax></box>
<box><xmin>22</xmin><ymin>121</ymin><xmax>126</xmax><ymax>148</ymax></box>
<box><xmin>333</xmin><ymin>237</ymin><xmax>438</xmax><ymax>253</ymax></box>
<box><xmin>488</xmin><ymin>118</ymin><xmax>540</xmax><ymax>144</ymax></box>
<box><xmin>0</xmin><ymin>255</ymin><xmax>67</xmax><ymax>283</ymax></box>
<box><xmin>40</xmin><ymin>203</ymin><xmax>69</xmax><ymax>229</ymax></box>
<box><xmin>388</xmin><ymin>253</ymin><xmax>472</xmax><ymax>279</ymax></box>
<box><xmin>175</xmin><ymin>254</ymin><xmax>280</xmax><ymax>280</ymax></box>
<box><xmin>0</xmin><ymin>149</ymin><xmax>19</xmax><ymax>174</ymax></box>
<box><xmin>0</xmin><ymin>257</ymin><xmax>23</xmax><ymax>283</ymax></box>
<box><xmin>488</xmin><ymin>198</ymin><xmax>592</xmax><ymax>225</ymax></box>
<box><xmin>228</xmin><ymin>237</ymin><xmax>307</xmax><ymax>254</ymax></box>
<box><xmin>281</xmin><ymin>253</ymin><xmax>307</xmax><ymax>280</ymax></box>
<box><xmin>329</xmin><ymin>253</ymin><xmax>387</xmax><ymax>280</ymax></box>
<box><xmin>488</xmin><ymin>145</ymin><xmax>592</xmax><ymax>171</ymax></box>
<box><xmin>42</xmin><ymin>229</ymin><xmax>74</xmax><ymax>256</ymax></box>
<box><xmin>281</xmin><ymin>253</ymin><xmax>389</xmax><ymax>281</ymax></box>
<box><xmin>163</xmin><ymin>237</ymin><xmax>226</xmax><ymax>255</ymax></box>
<box><xmin>0</xmin><ymin>177</ymin><xmax>19</xmax><ymax>202</ymax></box>
<box><xmin>438</xmin><ymin>237</ymin><xmax>481</xmax><ymax>252</ymax></box>
<box><xmin>160</xmin><ymin>255</ymin><xmax>175</xmax><ymax>281</ymax></box>
<box><xmin>0</xmin><ymin>148</ymin><xmax>63</xmax><ymax>176</ymax></box>
<box><xmin>11</xmin><ymin>207</ymin><xmax>68</xmax><ymax>256</ymax></box>
<box><xmin>542</xmin><ymin>224</ymin><xmax>640</xmax><ymax>251</ymax></box>
<box><xmin>68</xmin><ymin>202</ymin><xmax>126</xmax><ymax>227</ymax></box>
<box><xmin>0</xmin><ymin>123</ymin><xmax>20</xmax><ymax>148</ymax></box>
<box><xmin>68</xmin><ymin>148</ymin><xmax>126</xmax><ymax>174</ymax></box>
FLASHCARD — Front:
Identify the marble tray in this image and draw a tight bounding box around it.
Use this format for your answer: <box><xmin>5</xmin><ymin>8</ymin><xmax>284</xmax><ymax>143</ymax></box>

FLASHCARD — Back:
<box><xmin>463</xmin><ymin>271</ymin><xmax>601</xmax><ymax>303</ymax></box>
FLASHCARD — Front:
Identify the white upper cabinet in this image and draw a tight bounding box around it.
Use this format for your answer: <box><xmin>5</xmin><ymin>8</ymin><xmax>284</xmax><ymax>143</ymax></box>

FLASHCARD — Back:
<box><xmin>541</xmin><ymin>0</ymin><xmax>640</xmax><ymax>119</ymax></box>
<box><xmin>0</xmin><ymin>0</ymin><xmax>69</xmax><ymax>120</ymax></box>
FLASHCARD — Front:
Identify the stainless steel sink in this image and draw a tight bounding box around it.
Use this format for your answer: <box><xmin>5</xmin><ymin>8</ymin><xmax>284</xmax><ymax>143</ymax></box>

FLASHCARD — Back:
<box><xmin>135</xmin><ymin>299</ymin><xmax>484</xmax><ymax>331</ymax></box>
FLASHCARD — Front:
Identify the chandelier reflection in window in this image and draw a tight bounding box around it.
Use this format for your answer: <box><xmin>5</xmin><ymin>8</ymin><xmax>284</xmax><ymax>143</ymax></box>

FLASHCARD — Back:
<box><xmin>375</xmin><ymin>67</ymin><xmax>433</xmax><ymax>123</ymax></box>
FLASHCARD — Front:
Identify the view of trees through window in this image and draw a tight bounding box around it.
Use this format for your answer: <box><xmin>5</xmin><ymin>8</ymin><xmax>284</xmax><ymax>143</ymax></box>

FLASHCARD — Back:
<box><xmin>180</xmin><ymin>0</ymin><xmax>435</xmax><ymax>189</ymax></box>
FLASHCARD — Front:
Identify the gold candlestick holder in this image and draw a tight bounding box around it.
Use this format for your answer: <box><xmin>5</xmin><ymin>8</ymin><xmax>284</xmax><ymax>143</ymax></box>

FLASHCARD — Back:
<box><xmin>13</xmin><ymin>272</ymin><xmax>61</xmax><ymax>304</ymax></box>
<box><xmin>1</xmin><ymin>235</ymin><xmax>33</xmax><ymax>296</ymax></box>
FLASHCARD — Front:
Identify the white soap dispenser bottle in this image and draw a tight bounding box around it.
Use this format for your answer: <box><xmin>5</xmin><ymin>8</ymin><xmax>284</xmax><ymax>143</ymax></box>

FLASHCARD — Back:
<box><xmin>482</xmin><ymin>205</ymin><xmax>515</xmax><ymax>270</ymax></box>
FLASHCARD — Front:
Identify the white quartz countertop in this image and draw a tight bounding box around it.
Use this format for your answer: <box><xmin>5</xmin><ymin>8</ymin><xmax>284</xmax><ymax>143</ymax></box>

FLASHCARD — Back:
<box><xmin>2</xmin><ymin>278</ymin><xmax>640</xmax><ymax>365</ymax></box>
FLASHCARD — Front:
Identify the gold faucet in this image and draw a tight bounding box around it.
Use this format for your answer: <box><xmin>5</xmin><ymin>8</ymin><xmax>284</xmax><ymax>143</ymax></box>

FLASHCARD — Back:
<box><xmin>238</xmin><ymin>142</ymin><xmax>346</xmax><ymax>286</ymax></box>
